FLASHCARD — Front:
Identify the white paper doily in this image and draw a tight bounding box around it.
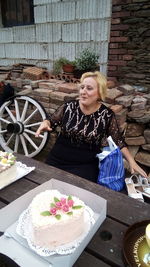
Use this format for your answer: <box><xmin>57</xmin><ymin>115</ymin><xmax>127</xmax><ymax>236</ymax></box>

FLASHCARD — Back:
<box><xmin>16</xmin><ymin>205</ymin><xmax>95</xmax><ymax>257</ymax></box>
<box><xmin>0</xmin><ymin>161</ymin><xmax>35</xmax><ymax>190</ymax></box>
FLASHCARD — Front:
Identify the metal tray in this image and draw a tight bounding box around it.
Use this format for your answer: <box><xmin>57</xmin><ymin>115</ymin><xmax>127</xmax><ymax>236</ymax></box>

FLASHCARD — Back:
<box><xmin>123</xmin><ymin>220</ymin><xmax>150</xmax><ymax>267</ymax></box>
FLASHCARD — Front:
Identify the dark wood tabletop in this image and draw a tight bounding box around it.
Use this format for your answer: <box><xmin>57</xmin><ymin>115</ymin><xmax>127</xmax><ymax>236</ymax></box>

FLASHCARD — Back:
<box><xmin>0</xmin><ymin>154</ymin><xmax>150</xmax><ymax>267</ymax></box>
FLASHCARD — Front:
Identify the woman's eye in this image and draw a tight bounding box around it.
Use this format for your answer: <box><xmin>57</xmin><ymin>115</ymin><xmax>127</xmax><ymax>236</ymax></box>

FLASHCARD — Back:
<box><xmin>80</xmin><ymin>85</ymin><xmax>93</xmax><ymax>90</ymax></box>
<box><xmin>87</xmin><ymin>87</ymin><xmax>93</xmax><ymax>90</ymax></box>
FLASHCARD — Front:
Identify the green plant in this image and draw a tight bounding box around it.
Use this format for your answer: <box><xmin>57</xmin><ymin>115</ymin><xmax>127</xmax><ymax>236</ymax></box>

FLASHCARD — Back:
<box><xmin>53</xmin><ymin>57</ymin><xmax>75</xmax><ymax>74</ymax></box>
<box><xmin>75</xmin><ymin>48</ymin><xmax>99</xmax><ymax>71</ymax></box>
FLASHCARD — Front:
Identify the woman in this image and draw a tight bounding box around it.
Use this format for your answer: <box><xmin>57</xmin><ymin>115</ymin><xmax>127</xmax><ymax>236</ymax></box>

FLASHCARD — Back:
<box><xmin>35</xmin><ymin>71</ymin><xmax>147</xmax><ymax>182</ymax></box>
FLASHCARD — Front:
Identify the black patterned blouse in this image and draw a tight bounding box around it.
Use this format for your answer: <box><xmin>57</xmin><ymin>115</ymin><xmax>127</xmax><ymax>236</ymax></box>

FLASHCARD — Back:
<box><xmin>46</xmin><ymin>100</ymin><xmax>126</xmax><ymax>182</ymax></box>
<box><xmin>49</xmin><ymin>100</ymin><xmax>126</xmax><ymax>150</ymax></box>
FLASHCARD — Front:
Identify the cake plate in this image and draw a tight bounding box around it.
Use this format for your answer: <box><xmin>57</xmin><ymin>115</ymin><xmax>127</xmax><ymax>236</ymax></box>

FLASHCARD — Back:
<box><xmin>0</xmin><ymin>161</ymin><xmax>35</xmax><ymax>190</ymax></box>
<box><xmin>0</xmin><ymin>179</ymin><xmax>107</xmax><ymax>267</ymax></box>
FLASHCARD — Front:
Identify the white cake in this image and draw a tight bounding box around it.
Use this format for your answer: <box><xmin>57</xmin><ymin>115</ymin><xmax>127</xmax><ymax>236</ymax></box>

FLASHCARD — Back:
<box><xmin>0</xmin><ymin>151</ymin><xmax>17</xmax><ymax>187</ymax></box>
<box><xmin>30</xmin><ymin>190</ymin><xmax>85</xmax><ymax>249</ymax></box>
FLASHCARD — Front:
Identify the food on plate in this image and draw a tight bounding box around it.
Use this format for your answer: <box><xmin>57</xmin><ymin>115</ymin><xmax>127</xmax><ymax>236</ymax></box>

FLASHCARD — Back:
<box><xmin>0</xmin><ymin>151</ymin><xmax>16</xmax><ymax>187</ymax></box>
<box><xmin>30</xmin><ymin>189</ymin><xmax>86</xmax><ymax>249</ymax></box>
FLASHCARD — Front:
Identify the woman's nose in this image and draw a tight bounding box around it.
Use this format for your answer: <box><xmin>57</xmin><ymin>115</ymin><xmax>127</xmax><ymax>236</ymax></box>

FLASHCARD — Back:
<box><xmin>81</xmin><ymin>86</ymin><xmax>86</xmax><ymax>93</ymax></box>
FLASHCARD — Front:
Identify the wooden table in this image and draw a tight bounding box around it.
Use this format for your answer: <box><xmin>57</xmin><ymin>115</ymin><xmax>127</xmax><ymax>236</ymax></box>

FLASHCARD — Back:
<box><xmin>0</xmin><ymin>154</ymin><xmax>150</xmax><ymax>267</ymax></box>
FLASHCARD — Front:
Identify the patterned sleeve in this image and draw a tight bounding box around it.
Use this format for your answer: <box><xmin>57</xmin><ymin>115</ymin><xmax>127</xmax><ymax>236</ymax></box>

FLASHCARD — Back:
<box><xmin>46</xmin><ymin>104</ymin><xmax>65</xmax><ymax>129</ymax></box>
<box><xmin>107</xmin><ymin>112</ymin><xmax>127</xmax><ymax>149</ymax></box>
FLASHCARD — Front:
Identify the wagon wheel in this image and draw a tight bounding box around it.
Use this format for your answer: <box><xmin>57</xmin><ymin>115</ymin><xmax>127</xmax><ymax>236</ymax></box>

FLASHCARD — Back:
<box><xmin>0</xmin><ymin>95</ymin><xmax>49</xmax><ymax>157</ymax></box>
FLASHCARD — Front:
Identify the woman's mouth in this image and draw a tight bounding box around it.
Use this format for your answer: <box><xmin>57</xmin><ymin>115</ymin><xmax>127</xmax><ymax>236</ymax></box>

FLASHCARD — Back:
<box><xmin>80</xmin><ymin>96</ymin><xmax>87</xmax><ymax>100</ymax></box>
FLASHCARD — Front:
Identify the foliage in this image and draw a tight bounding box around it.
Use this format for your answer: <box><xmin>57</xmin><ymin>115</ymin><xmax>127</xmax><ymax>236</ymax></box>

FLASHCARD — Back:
<box><xmin>75</xmin><ymin>48</ymin><xmax>99</xmax><ymax>71</ymax></box>
<box><xmin>53</xmin><ymin>57</ymin><xmax>75</xmax><ymax>74</ymax></box>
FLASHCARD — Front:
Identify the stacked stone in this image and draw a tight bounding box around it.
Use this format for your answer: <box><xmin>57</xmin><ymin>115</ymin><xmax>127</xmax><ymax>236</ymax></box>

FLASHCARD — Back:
<box><xmin>106</xmin><ymin>84</ymin><xmax>150</xmax><ymax>169</ymax></box>
<box><xmin>0</xmin><ymin>64</ymin><xmax>80</xmax><ymax>91</ymax></box>
<box><xmin>27</xmin><ymin>80</ymin><xmax>79</xmax><ymax>161</ymax></box>
<box><xmin>28</xmin><ymin>81</ymin><xmax>150</xmax><ymax>169</ymax></box>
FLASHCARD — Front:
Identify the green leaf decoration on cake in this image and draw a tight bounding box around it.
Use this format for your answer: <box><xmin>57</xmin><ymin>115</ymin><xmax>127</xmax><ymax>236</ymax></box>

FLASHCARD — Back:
<box><xmin>67</xmin><ymin>212</ymin><xmax>73</xmax><ymax>216</ymax></box>
<box><xmin>68</xmin><ymin>195</ymin><xmax>72</xmax><ymax>200</ymax></box>
<box><xmin>9</xmin><ymin>161</ymin><xmax>14</xmax><ymax>165</ymax></box>
<box><xmin>50</xmin><ymin>203</ymin><xmax>56</xmax><ymax>208</ymax></box>
<box><xmin>55</xmin><ymin>214</ymin><xmax>61</xmax><ymax>220</ymax></box>
<box><xmin>72</xmin><ymin>205</ymin><xmax>82</xmax><ymax>209</ymax></box>
<box><xmin>54</xmin><ymin>197</ymin><xmax>60</xmax><ymax>203</ymax></box>
<box><xmin>40</xmin><ymin>211</ymin><xmax>52</xmax><ymax>216</ymax></box>
<box><xmin>11</xmin><ymin>156</ymin><xmax>16</xmax><ymax>160</ymax></box>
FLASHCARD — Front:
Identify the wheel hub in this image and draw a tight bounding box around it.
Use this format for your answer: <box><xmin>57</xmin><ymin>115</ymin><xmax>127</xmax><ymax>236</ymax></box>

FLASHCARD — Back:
<box><xmin>7</xmin><ymin>122</ymin><xmax>24</xmax><ymax>134</ymax></box>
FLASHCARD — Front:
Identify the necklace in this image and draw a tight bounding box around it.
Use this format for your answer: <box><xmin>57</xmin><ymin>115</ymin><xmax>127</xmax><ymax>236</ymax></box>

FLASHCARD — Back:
<box><xmin>84</xmin><ymin>116</ymin><xmax>88</xmax><ymax>123</ymax></box>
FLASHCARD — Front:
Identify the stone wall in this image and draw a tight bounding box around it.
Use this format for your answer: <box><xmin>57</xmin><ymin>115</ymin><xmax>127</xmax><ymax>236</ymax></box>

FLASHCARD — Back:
<box><xmin>30</xmin><ymin>81</ymin><xmax>150</xmax><ymax>172</ymax></box>
<box><xmin>109</xmin><ymin>0</ymin><xmax>150</xmax><ymax>90</ymax></box>
<box><xmin>1</xmin><ymin>66</ymin><xmax>149</xmax><ymax>172</ymax></box>
<box><xmin>32</xmin><ymin>81</ymin><xmax>150</xmax><ymax>172</ymax></box>
<box><xmin>105</xmin><ymin>83</ymin><xmax>150</xmax><ymax>171</ymax></box>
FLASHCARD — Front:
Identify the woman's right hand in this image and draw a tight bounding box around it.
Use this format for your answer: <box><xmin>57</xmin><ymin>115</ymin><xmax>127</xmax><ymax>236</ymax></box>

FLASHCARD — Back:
<box><xmin>35</xmin><ymin>120</ymin><xmax>52</xmax><ymax>137</ymax></box>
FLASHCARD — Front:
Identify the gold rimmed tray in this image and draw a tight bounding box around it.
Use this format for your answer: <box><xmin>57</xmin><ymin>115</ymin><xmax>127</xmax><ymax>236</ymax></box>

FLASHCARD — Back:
<box><xmin>123</xmin><ymin>220</ymin><xmax>150</xmax><ymax>267</ymax></box>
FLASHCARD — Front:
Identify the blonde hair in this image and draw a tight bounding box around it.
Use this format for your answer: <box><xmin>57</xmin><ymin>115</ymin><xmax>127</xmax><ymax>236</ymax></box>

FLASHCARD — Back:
<box><xmin>80</xmin><ymin>71</ymin><xmax>107</xmax><ymax>101</ymax></box>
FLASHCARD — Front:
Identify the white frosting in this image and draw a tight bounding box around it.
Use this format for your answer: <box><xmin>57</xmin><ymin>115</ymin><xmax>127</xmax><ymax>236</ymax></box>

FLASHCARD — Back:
<box><xmin>0</xmin><ymin>151</ymin><xmax>17</xmax><ymax>188</ymax></box>
<box><xmin>30</xmin><ymin>190</ymin><xmax>85</xmax><ymax>249</ymax></box>
<box><xmin>0</xmin><ymin>151</ymin><xmax>16</xmax><ymax>166</ymax></box>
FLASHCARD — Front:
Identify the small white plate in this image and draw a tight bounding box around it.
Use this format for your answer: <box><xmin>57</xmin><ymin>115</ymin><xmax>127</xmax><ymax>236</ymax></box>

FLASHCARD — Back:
<box><xmin>0</xmin><ymin>161</ymin><xmax>35</xmax><ymax>190</ymax></box>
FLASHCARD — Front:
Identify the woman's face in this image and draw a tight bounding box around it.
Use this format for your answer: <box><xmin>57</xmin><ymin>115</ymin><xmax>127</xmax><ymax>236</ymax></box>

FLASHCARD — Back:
<box><xmin>79</xmin><ymin>77</ymin><xmax>100</xmax><ymax>107</ymax></box>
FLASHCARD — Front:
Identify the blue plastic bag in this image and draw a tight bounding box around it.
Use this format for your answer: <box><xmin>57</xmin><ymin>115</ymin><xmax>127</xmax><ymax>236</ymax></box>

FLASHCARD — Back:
<box><xmin>97</xmin><ymin>136</ymin><xmax>125</xmax><ymax>191</ymax></box>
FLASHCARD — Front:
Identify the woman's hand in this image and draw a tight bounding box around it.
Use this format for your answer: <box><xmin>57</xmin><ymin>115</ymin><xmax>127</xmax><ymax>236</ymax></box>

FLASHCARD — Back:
<box><xmin>35</xmin><ymin>120</ymin><xmax>52</xmax><ymax>137</ymax></box>
<box><xmin>121</xmin><ymin>147</ymin><xmax>148</xmax><ymax>178</ymax></box>
<box><xmin>128</xmin><ymin>159</ymin><xmax>148</xmax><ymax>178</ymax></box>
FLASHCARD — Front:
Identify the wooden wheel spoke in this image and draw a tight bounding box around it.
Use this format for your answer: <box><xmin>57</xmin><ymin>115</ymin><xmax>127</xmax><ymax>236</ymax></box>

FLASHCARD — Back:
<box><xmin>20</xmin><ymin>134</ymin><xmax>29</xmax><ymax>156</ymax></box>
<box><xmin>4</xmin><ymin>106</ymin><xmax>16</xmax><ymax>122</ymax></box>
<box><xmin>0</xmin><ymin>96</ymin><xmax>48</xmax><ymax>157</ymax></box>
<box><xmin>23</xmin><ymin>132</ymin><xmax>38</xmax><ymax>150</ymax></box>
<box><xmin>6</xmin><ymin>134</ymin><xmax>14</xmax><ymax>146</ymax></box>
<box><xmin>24</xmin><ymin>122</ymin><xmax>42</xmax><ymax>128</ymax></box>
<box><xmin>23</xmin><ymin>108</ymin><xmax>38</xmax><ymax>125</ymax></box>
<box><xmin>20</xmin><ymin>100</ymin><xmax>28</xmax><ymax>122</ymax></box>
<box><xmin>0</xmin><ymin>130</ymin><xmax>7</xmax><ymax>133</ymax></box>
<box><xmin>24</xmin><ymin>128</ymin><xmax>44</xmax><ymax>139</ymax></box>
<box><xmin>14</xmin><ymin>99</ymin><xmax>20</xmax><ymax>121</ymax></box>
<box><xmin>14</xmin><ymin>135</ymin><xmax>19</xmax><ymax>153</ymax></box>
<box><xmin>0</xmin><ymin>118</ymin><xmax>11</xmax><ymax>124</ymax></box>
